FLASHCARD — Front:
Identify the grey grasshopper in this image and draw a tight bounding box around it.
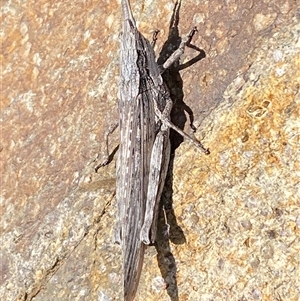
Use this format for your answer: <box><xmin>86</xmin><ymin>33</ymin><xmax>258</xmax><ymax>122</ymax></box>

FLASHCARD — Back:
<box><xmin>96</xmin><ymin>0</ymin><xmax>209</xmax><ymax>299</ymax></box>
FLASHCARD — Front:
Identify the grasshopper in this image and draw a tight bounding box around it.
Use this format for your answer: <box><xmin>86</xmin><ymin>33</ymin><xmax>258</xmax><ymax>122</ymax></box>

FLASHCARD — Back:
<box><xmin>96</xmin><ymin>0</ymin><xmax>209</xmax><ymax>299</ymax></box>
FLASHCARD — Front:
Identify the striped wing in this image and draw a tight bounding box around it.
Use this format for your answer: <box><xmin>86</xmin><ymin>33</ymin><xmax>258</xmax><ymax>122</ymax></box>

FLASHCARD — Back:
<box><xmin>117</xmin><ymin>13</ymin><xmax>159</xmax><ymax>301</ymax></box>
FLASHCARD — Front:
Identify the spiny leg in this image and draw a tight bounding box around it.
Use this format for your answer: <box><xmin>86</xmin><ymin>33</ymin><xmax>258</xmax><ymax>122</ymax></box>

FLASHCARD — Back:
<box><xmin>140</xmin><ymin>126</ymin><xmax>171</xmax><ymax>244</ymax></box>
<box><xmin>153</xmin><ymin>95</ymin><xmax>209</xmax><ymax>154</ymax></box>
<box><xmin>161</xmin><ymin>27</ymin><xmax>198</xmax><ymax>71</ymax></box>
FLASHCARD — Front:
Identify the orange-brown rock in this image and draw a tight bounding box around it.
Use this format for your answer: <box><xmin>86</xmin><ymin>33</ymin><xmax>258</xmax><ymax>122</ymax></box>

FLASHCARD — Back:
<box><xmin>1</xmin><ymin>0</ymin><xmax>299</xmax><ymax>300</ymax></box>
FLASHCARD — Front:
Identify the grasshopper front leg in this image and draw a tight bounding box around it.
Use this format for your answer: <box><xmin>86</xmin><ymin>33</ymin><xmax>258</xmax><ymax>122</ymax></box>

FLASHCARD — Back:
<box><xmin>161</xmin><ymin>27</ymin><xmax>198</xmax><ymax>71</ymax></box>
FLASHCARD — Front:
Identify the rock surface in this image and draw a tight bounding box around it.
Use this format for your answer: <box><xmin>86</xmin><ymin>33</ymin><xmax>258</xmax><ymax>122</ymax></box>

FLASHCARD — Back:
<box><xmin>1</xmin><ymin>0</ymin><xmax>299</xmax><ymax>300</ymax></box>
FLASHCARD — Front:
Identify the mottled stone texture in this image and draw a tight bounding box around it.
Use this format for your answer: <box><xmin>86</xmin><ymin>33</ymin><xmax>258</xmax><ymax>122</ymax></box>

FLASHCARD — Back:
<box><xmin>1</xmin><ymin>0</ymin><xmax>299</xmax><ymax>300</ymax></box>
